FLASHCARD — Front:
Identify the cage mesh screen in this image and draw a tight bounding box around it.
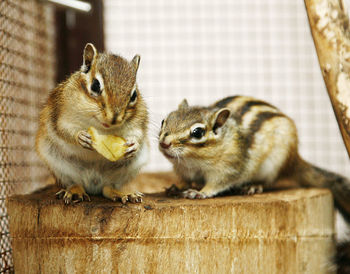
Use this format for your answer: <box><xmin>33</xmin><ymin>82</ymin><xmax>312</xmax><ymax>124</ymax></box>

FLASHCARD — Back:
<box><xmin>104</xmin><ymin>0</ymin><xmax>350</xmax><ymax>176</ymax></box>
<box><xmin>0</xmin><ymin>0</ymin><xmax>55</xmax><ymax>271</ymax></box>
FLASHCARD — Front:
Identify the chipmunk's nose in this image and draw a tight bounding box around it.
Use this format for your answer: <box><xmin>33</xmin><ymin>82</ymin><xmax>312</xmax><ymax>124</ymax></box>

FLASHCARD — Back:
<box><xmin>160</xmin><ymin>141</ymin><xmax>171</xmax><ymax>149</ymax></box>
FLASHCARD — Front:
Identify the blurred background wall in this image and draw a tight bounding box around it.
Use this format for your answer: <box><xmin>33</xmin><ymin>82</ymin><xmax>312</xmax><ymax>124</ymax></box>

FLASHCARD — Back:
<box><xmin>104</xmin><ymin>0</ymin><xmax>350</xmax><ymax>177</ymax></box>
<box><xmin>0</xmin><ymin>0</ymin><xmax>56</xmax><ymax>271</ymax></box>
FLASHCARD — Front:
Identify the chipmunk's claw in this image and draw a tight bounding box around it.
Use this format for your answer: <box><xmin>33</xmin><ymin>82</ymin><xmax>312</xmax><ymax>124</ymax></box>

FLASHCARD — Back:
<box><xmin>119</xmin><ymin>192</ymin><xmax>144</xmax><ymax>204</ymax></box>
<box><xmin>77</xmin><ymin>130</ymin><xmax>93</xmax><ymax>150</ymax></box>
<box><xmin>181</xmin><ymin>189</ymin><xmax>208</xmax><ymax>199</ymax></box>
<box><xmin>56</xmin><ymin>185</ymin><xmax>90</xmax><ymax>205</ymax></box>
<box><xmin>241</xmin><ymin>184</ymin><xmax>263</xmax><ymax>195</ymax></box>
<box><xmin>103</xmin><ymin>186</ymin><xmax>144</xmax><ymax>204</ymax></box>
<box><xmin>123</xmin><ymin>139</ymin><xmax>139</xmax><ymax>159</ymax></box>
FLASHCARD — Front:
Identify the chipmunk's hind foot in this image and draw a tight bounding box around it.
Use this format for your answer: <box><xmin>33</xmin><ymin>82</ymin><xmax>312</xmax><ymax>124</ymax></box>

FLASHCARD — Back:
<box><xmin>103</xmin><ymin>186</ymin><xmax>144</xmax><ymax>204</ymax></box>
<box><xmin>56</xmin><ymin>185</ymin><xmax>90</xmax><ymax>205</ymax></box>
<box><xmin>241</xmin><ymin>184</ymin><xmax>264</xmax><ymax>195</ymax></box>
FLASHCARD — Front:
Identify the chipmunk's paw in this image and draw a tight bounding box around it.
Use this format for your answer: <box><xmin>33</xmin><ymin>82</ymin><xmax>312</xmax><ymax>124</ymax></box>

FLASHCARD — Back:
<box><xmin>56</xmin><ymin>185</ymin><xmax>90</xmax><ymax>205</ymax></box>
<box><xmin>77</xmin><ymin>130</ymin><xmax>93</xmax><ymax>150</ymax></box>
<box><xmin>182</xmin><ymin>189</ymin><xmax>208</xmax><ymax>199</ymax></box>
<box><xmin>241</xmin><ymin>184</ymin><xmax>263</xmax><ymax>195</ymax></box>
<box><xmin>123</xmin><ymin>138</ymin><xmax>139</xmax><ymax>159</ymax></box>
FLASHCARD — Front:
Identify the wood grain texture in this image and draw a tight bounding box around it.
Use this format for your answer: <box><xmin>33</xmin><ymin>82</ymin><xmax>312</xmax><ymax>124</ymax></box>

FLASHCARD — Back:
<box><xmin>7</xmin><ymin>173</ymin><xmax>335</xmax><ymax>273</ymax></box>
<box><xmin>305</xmin><ymin>0</ymin><xmax>350</xmax><ymax>157</ymax></box>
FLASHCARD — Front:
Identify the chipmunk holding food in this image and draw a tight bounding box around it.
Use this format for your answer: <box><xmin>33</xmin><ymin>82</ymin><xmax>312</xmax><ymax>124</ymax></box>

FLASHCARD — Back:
<box><xmin>36</xmin><ymin>43</ymin><xmax>148</xmax><ymax>204</ymax></box>
<box><xmin>159</xmin><ymin>95</ymin><xmax>350</xmax><ymax>211</ymax></box>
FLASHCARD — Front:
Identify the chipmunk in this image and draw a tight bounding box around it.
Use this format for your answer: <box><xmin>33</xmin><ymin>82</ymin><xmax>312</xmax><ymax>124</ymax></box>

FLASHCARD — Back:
<box><xmin>36</xmin><ymin>43</ymin><xmax>149</xmax><ymax>204</ymax></box>
<box><xmin>159</xmin><ymin>95</ymin><xmax>350</xmax><ymax>271</ymax></box>
<box><xmin>158</xmin><ymin>95</ymin><xmax>350</xmax><ymax>211</ymax></box>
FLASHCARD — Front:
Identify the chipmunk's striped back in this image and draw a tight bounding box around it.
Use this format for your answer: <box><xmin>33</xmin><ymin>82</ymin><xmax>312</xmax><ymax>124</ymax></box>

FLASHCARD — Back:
<box><xmin>212</xmin><ymin>96</ymin><xmax>298</xmax><ymax>184</ymax></box>
<box><xmin>213</xmin><ymin>95</ymin><xmax>283</xmax><ymax>136</ymax></box>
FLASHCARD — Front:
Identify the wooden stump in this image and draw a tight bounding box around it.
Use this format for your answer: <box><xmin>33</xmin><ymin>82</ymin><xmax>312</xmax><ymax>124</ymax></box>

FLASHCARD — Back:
<box><xmin>7</xmin><ymin>174</ymin><xmax>335</xmax><ymax>273</ymax></box>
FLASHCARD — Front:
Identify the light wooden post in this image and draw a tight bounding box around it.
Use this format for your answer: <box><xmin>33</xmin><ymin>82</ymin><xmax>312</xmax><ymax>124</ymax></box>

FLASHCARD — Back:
<box><xmin>7</xmin><ymin>174</ymin><xmax>334</xmax><ymax>273</ymax></box>
<box><xmin>305</xmin><ymin>0</ymin><xmax>350</xmax><ymax>157</ymax></box>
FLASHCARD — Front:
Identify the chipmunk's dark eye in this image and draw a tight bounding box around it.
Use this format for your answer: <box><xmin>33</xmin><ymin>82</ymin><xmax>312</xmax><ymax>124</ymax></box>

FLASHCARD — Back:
<box><xmin>130</xmin><ymin>90</ymin><xmax>137</xmax><ymax>103</ymax></box>
<box><xmin>161</xmin><ymin>119</ymin><xmax>164</xmax><ymax>127</ymax></box>
<box><xmin>190</xmin><ymin>127</ymin><xmax>205</xmax><ymax>139</ymax></box>
<box><xmin>91</xmin><ymin>78</ymin><xmax>101</xmax><ymax>95</ymax></box>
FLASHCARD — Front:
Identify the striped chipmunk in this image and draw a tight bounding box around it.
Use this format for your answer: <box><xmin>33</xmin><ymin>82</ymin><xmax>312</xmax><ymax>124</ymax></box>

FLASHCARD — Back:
<box><xmin>36</xmin><ymin>43</ymin><xmax>149</xmax><ymax>204</ymax></box>
<box><xmin>159</xmin><ymin>95</ymin><xmax>350</xmax><ymax>270</ymax></box>
<box><xmin>158</xmin><ymin>95</ymin><xmax>350</xmax><ymax>227</ymax></box>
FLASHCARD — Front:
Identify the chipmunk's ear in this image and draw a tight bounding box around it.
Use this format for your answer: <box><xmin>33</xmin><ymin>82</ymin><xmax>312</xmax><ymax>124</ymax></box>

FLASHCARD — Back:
<box><xmin>211</xmin><ymin>108</ymin><xmax>230</xmax><ymax>134</ymax></box>
<box><xmin>131</xmin><ymin>55</ymin><xmax>141</xmax><ymax>72</ymax></box>
<box><xmin>178</xmin><ymin>99</ymin><xmax>189</xmax><ymax>110</ymax></box>
<box><xmin>82</xmin><ymin>43</ymin><xmax>97</xmax><ymax>73</ymax></box>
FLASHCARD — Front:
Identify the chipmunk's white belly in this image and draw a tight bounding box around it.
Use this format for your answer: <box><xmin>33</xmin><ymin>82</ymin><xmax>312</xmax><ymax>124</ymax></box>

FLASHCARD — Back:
<box><xmin>87</xmin><ymin>142</ymin><xmax>149</xmax><ymax>193</ymax></box>
<box><xmin>39</xmin><ymin>137</ymin><xmax>149</xmax><ymax>194</ymax></box>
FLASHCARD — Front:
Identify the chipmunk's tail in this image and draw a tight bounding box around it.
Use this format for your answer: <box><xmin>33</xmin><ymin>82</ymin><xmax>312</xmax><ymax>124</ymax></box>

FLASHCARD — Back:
<box><xmin>335</xmin><ymin>242</ymin><xmax>350</xmax><ymax>274</ymax></box>
<box><xmin>294</xmin><ymin>157</ymin><xmax>350</xmax><ymax>221</ymax></box>
<box><xmin>294</xmin><ymin>157</ymin><xmax>350</xmax><ymax>273</ymax></box>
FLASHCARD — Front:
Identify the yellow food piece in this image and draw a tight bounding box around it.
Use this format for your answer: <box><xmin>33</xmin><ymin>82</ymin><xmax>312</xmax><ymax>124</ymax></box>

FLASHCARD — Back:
<box><xmin>88</xmin><ymin>127</ymin><xmax>126</xmax><ymax>161</ymax></box>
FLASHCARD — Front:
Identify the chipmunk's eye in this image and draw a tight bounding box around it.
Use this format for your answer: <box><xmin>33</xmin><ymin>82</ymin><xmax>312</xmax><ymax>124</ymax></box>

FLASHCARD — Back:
<box><xmin>130</xmin><ymin>90</ymin><xmax>137</xmax><ymax>104</ymax></box>
<box><xmin>190</xmin><ymin>127</ymin><xmax>205</xmax><ymax>139</ymax></box>
<box><xmin>161</xmin><ymin>119</ymin><xmax>165</xmax><ymax>127</ymax></box>
<box><xmin>91</xmin><ymin>78</ymin><xmax>101</xmax><ymax>95</ymax></box>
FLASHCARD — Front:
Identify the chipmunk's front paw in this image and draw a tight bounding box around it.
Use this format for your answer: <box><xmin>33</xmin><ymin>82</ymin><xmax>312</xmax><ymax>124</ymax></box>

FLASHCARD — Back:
<box><xmin>77</xmin><ymin>130</ymin><xmax>93</xmax><ymax>150</ymax></box>
<box><xmin>182</xmin><ymin>189</ymin><xmax>208</xmax><ymax>199</ymax></box>
<box><xmin>56</xmin><ymin>185</ymin><xmax>90</xmax><ymax>205</ymax></box>
<box><xmin>123</xmin><ymin>138</ymin><xmax>139</xmax><ymax>159</ymax></box>
<box><xmin>241</xmin><ymin>184</ymin><xmax>263</xmax><ymax>195</ymax></box>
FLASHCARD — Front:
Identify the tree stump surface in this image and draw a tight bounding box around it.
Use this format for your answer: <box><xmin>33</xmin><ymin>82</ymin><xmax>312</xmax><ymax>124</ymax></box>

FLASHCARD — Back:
<box><xmin>7</xmin><ymin>173</ymin><xmax>335</xmax><ymax>273</ymax></box>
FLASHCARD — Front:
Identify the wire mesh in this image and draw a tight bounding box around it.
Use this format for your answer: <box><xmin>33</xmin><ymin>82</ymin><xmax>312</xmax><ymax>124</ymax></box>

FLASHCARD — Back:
<box><xmin>0</xmin><ymin>0</ymin><xmax>56</xmax><ymax>272</ymax></box>
<box><xmin>104</xmin><ymin>0</ymin><xmax>350</xmax><ymax>177</ymax></box>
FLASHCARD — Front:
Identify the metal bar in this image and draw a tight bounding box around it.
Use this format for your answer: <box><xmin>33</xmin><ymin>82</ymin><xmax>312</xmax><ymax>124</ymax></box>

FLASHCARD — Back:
<box><xmin>44</xmin><ymin>0</ymin><xmax>92</xmax><ymax>12</ymax></box>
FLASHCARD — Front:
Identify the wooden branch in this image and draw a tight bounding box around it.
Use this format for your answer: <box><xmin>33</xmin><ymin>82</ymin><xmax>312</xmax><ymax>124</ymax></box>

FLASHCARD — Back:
<box><xmin>305</xmin><ymin>0</ymin><xmax>350</xmax><ymax>157</ymax></box>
